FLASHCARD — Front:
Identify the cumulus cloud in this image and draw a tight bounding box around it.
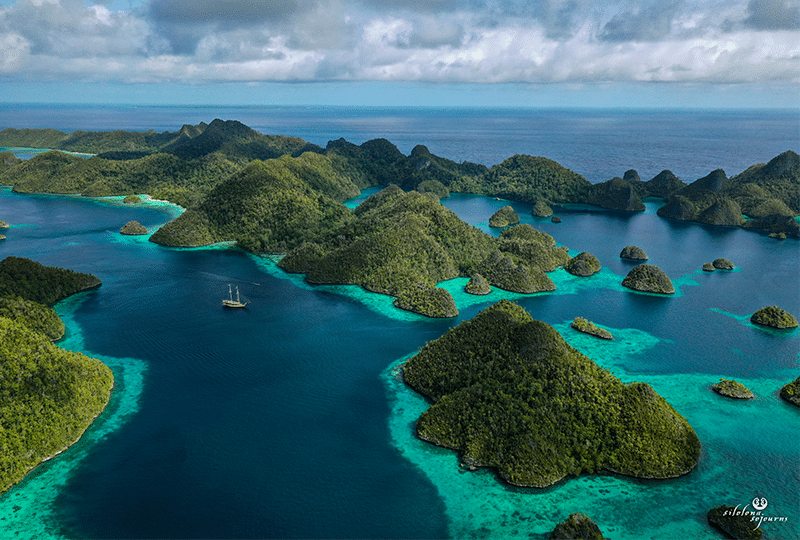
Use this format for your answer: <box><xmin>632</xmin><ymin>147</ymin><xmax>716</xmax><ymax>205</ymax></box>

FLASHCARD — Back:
<box><xmin>0</xmin><ymin>0</ymin><xmax>797</xmax><ymax>86</ymax></box>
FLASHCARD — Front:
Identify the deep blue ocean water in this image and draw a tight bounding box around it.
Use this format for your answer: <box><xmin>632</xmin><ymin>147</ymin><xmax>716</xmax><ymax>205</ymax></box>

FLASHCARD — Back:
<box><xmin>0</xmin><ymin>106</ymin><xmax>798</xmax><ymax>539</ymax></box>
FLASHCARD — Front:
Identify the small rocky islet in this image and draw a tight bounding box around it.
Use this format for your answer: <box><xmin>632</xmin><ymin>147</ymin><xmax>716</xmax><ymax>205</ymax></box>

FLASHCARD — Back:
<box><xmin>750</xmin><ymin>306</ymin><xmax>799</xmax><ymax>329</ymax></box>
<box><xmin>565</xmin><ymin>252</ymin><xmax>601</xmax><ymax>277</ymax></box>
<box><xmin>120</xmin><ymin>220</ymin><xmax>148</xmax><ymax>235</ymax></box>
<box><xmin>779</xmin><ymin>376</ymin><xmax>800</xmax><ymax>407</ymax></box>
<box><xmin>531</xmin><ymin>200</ymin><xmax>554</xmax><ymax>217</ymax></box>
<box><xmin>464</xmin><ymin>273</ymin><xmax>491</xmax><ymax>295</ymax></box>
<box><xmin>703</xmin><ymin>258</ymin><xmax>735</xmax><ymax>272</ymax></box>
<box><xmin>549</xmin><ymin>513</ymin><xmax>607</xmax><ymax>540</ymax></box>
<box><xmin>571</xmin><ymin>317</ymin><xmax>613</xmax><ymax>340</ymax></box>
<box><xmin>707</xmin><ymin>505</ymin><xmax>763</xmax><ymax>539</ymax></box>
<box><xmin>619</xmin><ymin>245</ymin><xmax>648</xmax><ymax>260</ymax></box>
<box><xmin>488</xmin><ymin>205</ymin><xmax>521</xmax><ymax>228</ymax></box>
<box><xmin>621</xmin><ymin>264</ymin><xmax>675</xmax><ymax>294</ymax></box>
<box><xmin>711</xmin><ymin>378</ymin><xmax>754</xmax><ymax>399</ymax></box>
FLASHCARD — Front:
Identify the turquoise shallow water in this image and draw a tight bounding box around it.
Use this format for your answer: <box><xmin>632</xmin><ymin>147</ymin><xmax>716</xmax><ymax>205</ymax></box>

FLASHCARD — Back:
<box><xmin>0</xmin><ymin>293</ymin><xmax>147</xmax><ymax>539</ymax></box>
<box><xmin>386</xmin><ymin>322</ymin><xmax>799</xmax><ymax>540</ymax></box>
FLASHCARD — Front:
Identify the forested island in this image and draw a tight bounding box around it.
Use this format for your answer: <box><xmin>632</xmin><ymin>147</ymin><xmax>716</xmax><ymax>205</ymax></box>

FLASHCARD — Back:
<box><xmin>402</xmin><ymin>300</ymin><xmax>701</xmax><ymax>487</ymax></box>
<box><xmin>1</xmin><ymin>120</ymin><xmax>797</xmax><ymax>238</ymax></box>
<box><xmin>0</xmin><ymin>256</ymin><xmax>113</xmax><ymax>494</ymax></box>
<box><xmin>3</xmin><ymin>120</ymin><xmax>795</xmax><ymax>315</ymax></box>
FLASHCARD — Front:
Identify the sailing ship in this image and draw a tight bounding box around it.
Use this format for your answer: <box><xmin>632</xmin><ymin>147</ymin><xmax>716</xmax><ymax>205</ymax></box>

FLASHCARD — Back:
<box><xmin>222</xmin><ymin>284</ymin><xmax>249</xmax><ymax>308</ymax></box>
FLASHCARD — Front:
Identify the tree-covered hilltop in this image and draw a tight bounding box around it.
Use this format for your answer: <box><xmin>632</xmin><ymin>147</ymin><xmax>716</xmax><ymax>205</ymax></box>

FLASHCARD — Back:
<box><xmin>0</xmin><ymin>256</ymin><xmax>101</xmax><ymax>340</ymax></box>
<box><xmin>479</xmin><ymin>155</ymin><xmax>592</xmax><ymax>204</ymax></box>
<box><xmin>0</xmin><ymin>150</ymin><xmax>21</xmax><ymax>173</ymax></box>
<box><xmin>278</xmin><ymin>187</ymin><xmax>570</xmax><ymax>316</ymax></box>
<box><xmin>402</xmin><ymin>300</ymin><xmax>700</xmax><ymax>487</ymax></box>
<box><xmin>0</xmin><ymin>316</ymin><xmax>113</xmax><ymax>494</ymax></box>
<box><xmin>657</xmin><ymin>152</ymin><xmax>800</xmax><ymax>237</ymax></box>
<box><xmin>0</xmin><ymin>120</ymin><xmax>312</xmax><ymax>158</ymax></box>
<box><xmin>0</xmin><ymin>256</ymin><xmax>101</xmax><ymax>305</ymax></box>
<box><xmin>0</xmin><ymin>120</ymin><xmax>322</xmax><ymax>208</ymax></box>
<box><xmin>150</xmin><ymin>153</ymin><xmax>358</xmax><ymax>252</ymax></box>
<box><xmin>627</xmin><ymin>169</ymin><xmax>687</xmax><ymax>199</ymax></box>
<box><xmin>0</xmin><ymin>296</ymin><xmax>65</xmax><ymax>341</ymax></box>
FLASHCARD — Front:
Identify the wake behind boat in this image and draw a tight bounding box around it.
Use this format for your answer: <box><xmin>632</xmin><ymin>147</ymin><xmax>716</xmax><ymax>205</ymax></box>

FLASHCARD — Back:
<box><xmin>223</xmin><ymin>284</ymin><xmax>249</xmax><ymax>308</ymax></box>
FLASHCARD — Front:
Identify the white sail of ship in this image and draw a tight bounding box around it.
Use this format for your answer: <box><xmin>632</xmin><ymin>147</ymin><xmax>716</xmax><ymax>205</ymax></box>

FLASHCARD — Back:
<box><xmin>222</xmin><ymin>284</ymin><xmax>249</xmax><ymax>308</ymax></box>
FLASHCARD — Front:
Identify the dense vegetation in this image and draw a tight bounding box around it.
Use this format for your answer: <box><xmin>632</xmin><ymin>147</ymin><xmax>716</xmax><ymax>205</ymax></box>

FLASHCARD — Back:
<box><xmin>277</xmin><ymin>188</ymin><xmax>570</xmax><ymax>316</ymax></box>
<box><xmin>656</xmin><ymin>151</ymin><xmax>800</xmax><ymax>237</ymax></box>
<box><xmin>465</xmin><ymin>273</ymin><xmax>491</xmax><ymax>295</ymax></box>
<box><xmin>0</xmin><ymin>120</ymin><xmax>320</xmax><ymax>208</ymax></box>
<box><xmin>711</xmin><ymin>379</ymin><xmax>754</xmax><ymax>399</ymax></box>
<box><xmin>488</xmin><ymin>205</ymin><xmax>520</xmax><ymax>228</ymax></box>
<box><xmin>549</xmin><ymin>513</ymin><xmax>607</xmax><ymax>540</ymax></box>
<box><xmin>0</xmin><ymin>296</ymin><xmax>65</xmax><ymax>341</ymax></box>
<box><xmin>0</xmin><ymin>317</ymin><xmax>113</xmax><ymax>494</ymax></box>
<box><xmin>393</xmin><ymin>284</ymin><xmax>458</xmax><ymax>318</ymax></box>
<box><xmin>564</xmin><ymin>252</ymin><xmax>601</xmax><ymax>277</ymax></box>
<box><xmin>779</xmin><ymin>376</ymin><xmax>800</xmax><ymax>407</ymax></box>
<box><xmin>750</xmin><ymin>306</ymin><xmax>798</xmax><ymax>329</ymax></box>
<box><xmin>0</xmin><ymin>257</ymin><xmax>112</xmax><ymax>494</ymax></box>
<box><xmin>619</xmin><ymin>246</ymin><xmax>649</xmax><ymax>261</ymax></box>
<box><xmin>120</xmin><ymin>221</ymin><xmax>148</xmax><ymax>235</ymax></box>
<box><xmin>713</xmin><ymin>258</ymin><xmax>735</xmax><ymax>270</ymax></box>
<box><xmin>402</xmin><ymin>300</ymin><xmax>700</xmax><ymax>487</ymax></box>
<box><xmin>0</xmin><ymin>256</ymin><xmax>101</xmax><ymax>305</ymax></box>
<box><xmin>151</xmin><ymin>154</ymin><xmax>357</xmax><ymax>252</ymax></box>
<box><xmin>571</xmin><ymin>317</ymin><xmax>613</xmax><ymax>340</ymax></box>
<box><xmin>621</xmin><ymin>264</ymin><xmax>675</xmax><ymax>294</ymax></box>
<box><xmin>4</xmin><ymin>122</ymin><xmax>795</xmax><ymax>243</ymax></box>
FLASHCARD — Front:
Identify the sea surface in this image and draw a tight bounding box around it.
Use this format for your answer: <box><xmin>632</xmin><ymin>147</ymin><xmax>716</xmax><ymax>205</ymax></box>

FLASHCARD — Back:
<box><xmin>0</xmin><ymin>105</ymin><xmax>798</xmax><ymax>539</ymax></box>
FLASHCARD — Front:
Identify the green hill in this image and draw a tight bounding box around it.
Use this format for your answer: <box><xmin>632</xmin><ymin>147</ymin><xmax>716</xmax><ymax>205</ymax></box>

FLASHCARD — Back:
<box><xmin>0</xmin><ymin>256</ymin><xmax>101</xmax><ymax>305</ymax></box>
<box><xmin>0</xmin><ymin>120</ymin><xmax>324</xmax><ymax>208</ymax></box>
<box><xmin>0</xmin><ymin>316</ymin><xmax>113</xmax><ymax>494</ymax></box>
<box><xmin>0</xmin><ymin>257</ymin><xmax>112</xmax><ymax>495</ymax></box>
<box><xmin>657</xmin><ymin>152</ymin><xmax>799</xmax><ymax>236</ymax></box>
<box><xmin>480</xmin><ymin>155</ymin><xmax>592</xmax><ymax>204</ymax></box>
<box><xmin>150</xmin><ymin>153</ymin><xmax>358</xmax><ymax>252</ymax></box>
<box><xmin>0</xmin><ymin>296</ymin><xmax>65</xmax><ymax>341</ymax></box>
<box><xmin>403</xmin><ymin>300</ymin><xmax>700</xmax><ymax>487</ymax></box>
<box><xmin>279</xmin><ymin>187</ymin><xmax>570</xmax><ymax>316</ymax></box>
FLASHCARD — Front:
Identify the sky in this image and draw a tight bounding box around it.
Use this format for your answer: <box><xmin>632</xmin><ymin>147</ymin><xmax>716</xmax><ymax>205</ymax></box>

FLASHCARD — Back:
<box><xmin>0</xmin><ymin>0</ymin><xmax>798</xmax><ymax>107</ymax></box>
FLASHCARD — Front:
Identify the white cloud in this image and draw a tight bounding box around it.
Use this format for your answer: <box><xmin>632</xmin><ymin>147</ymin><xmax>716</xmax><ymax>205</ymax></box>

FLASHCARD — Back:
<box><xmin>0</xmin><ymin>32</ymin><xmax>30</xmax><ymax>72</ymax></box>
<box><xmin>0</xmin><ymin>0</ymin><xmax>797</xmax><ymax>85</ymax></box>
